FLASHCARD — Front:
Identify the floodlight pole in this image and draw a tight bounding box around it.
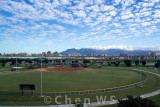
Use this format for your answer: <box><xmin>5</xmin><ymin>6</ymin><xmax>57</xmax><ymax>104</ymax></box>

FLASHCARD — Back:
<box><xmin>139</xmin><ymin>55</ymin><xmax>142</xmax><ymax>87</ymax></box>
<box><xmin>40</xmin><ymin>56</ymin><xmax>43</xmax><ymax>97</ymax></box>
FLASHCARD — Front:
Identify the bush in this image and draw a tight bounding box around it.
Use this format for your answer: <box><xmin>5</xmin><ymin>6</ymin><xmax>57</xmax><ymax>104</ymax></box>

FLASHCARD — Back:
<box><xmin>124</xmin><ymin>60</ymin><xmax>131</xmax><ymax>67</ymax></box>
<box><xmin>118</xmin><ymin>96</ymin><xmax>158</xmax><ymax>107</ymax></box>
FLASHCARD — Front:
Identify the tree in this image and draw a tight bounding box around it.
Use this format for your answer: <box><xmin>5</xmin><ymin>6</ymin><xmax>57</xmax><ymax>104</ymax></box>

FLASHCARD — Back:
<box><xmin>44</xmin><ymin>59</ymin><xmax>49</xmax><ymax>64</ymax></box>
<box><xmin>11</xmin><ymin>60</ymin><xmax>16</xmax><ymax>66</ymax></box>
<box><xmin>155</xmin><ymin>60</ymin><xmax>160</xmax><ymax>68</ymax></box>
<box><xmin>142</xmin><ymin>61</ymin><xmax>146</xmax><ymax>66</ymax></box>
<box><xmin>124</xmin><ymin>60</ymin><xmax>131</xmax><ymax>67</ymax></box>
<box><xmin>118</xmin><ymin>96</ymin><xmax>158</xmax><ymax>107</ymax></box>
<box><xmin>2</xmin><ymin>62</ymin><xmax>5</xmax><ymax>67</ymax></box>
<box><xmin>28</xmin><ymin>60</ymin><xmax>32</xmax><ymax>65</ymax></box>
<box><xmin>83</xmin><ymin>60</ymin><xmax>90</xmax><ymax>64</ymax></box>
<box><xmin>115</xmin><ymin>61</ymin><xmax>120</xmax><ymax>67</ymax></box>
<box><xmin>135</xmin><ymin>60</ymin><xmax>139</xmax><ymax>66</ymax></box>
<box><xmin>71</xmin><ymin>60</ymin><xmax>80</xmax><ymax>67</ymax></box>
<box><xmin>61</xmin><ymin>59</ymin><xmax>66</xmax><ymax>66</ymax></box>
<box><xmin>1</xmin><ymin>60</ymin><xmax>6</xmax><ymax>67</ymax></box>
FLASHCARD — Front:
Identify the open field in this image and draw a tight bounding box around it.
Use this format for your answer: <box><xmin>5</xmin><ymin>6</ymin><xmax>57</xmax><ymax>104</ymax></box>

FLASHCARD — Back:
<box><xmin>0</xmin><ymin>67</ymin><xmax>160</xmax><ymax>106</ymax></box>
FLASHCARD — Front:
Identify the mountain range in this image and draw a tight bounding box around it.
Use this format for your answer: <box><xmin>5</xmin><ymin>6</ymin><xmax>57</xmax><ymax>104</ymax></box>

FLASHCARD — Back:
<box><xmin>60</xmin><ymin>48</ymin><xmax>159</xmax><ymax>55</ymax></box>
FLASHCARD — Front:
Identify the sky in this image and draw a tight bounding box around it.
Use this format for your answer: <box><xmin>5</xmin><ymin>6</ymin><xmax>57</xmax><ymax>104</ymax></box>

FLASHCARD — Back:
<box><xmin>0</xmin><ymin>0</ymin><xmax>160</xmax><ymax>53</ymax></box>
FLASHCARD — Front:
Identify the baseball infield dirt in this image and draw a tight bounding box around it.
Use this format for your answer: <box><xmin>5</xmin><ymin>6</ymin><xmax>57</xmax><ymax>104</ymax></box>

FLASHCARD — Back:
<box><xmin>36</xmin><ymin>67</ymin><xmax>85</xmax><ymax>72</ymax></box>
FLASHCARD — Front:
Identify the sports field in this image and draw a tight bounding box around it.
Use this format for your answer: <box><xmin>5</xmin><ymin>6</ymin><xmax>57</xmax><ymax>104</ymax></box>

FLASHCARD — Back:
<box><xmin>0</xmin><ymin>67</ymin><xmax>145</xmax><ymax>92</ymax></box>
<box><xmin>0</xmin><ymin>67</ymin><xmax>160</xmax><ymax>106</ymax></box>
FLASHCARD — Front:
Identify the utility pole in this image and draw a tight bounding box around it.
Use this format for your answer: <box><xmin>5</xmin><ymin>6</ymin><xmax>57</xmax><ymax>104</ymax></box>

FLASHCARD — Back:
<box><xmin>139</xmin><ymin>55</ymin><xmax>142</xmax><ymax>87</ymax></box>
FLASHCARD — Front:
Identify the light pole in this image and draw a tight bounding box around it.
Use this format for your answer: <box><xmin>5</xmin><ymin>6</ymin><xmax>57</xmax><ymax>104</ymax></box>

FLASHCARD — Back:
<box><xmin>139</xmin><ymin>55</ymin><xmax>142</xmax><ymax>87</ymax></box>
<box><xmin>41</xmin><ymin>57</ymin><xmax>43</xmax><ymax>96</ymax></box>
<box><xmin>39</xmin><ymin>55</ymin><xmax>43</xmax><ymax>97</ymax></box>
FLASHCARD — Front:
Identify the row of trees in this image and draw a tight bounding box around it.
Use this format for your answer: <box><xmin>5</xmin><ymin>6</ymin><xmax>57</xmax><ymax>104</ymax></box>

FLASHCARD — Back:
<box><xmin>0</xmin><ymin>58</ymin><xmax>160</xmax><ymax>68</ymax></box>
<box><xmin>124</xmin><ymin>60</ymin><xmax>147</xmax><ymax>67</ymax></box>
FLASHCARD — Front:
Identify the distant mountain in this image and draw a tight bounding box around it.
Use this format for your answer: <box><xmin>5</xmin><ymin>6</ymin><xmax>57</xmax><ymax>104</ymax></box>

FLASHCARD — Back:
<box><xmin>61</xmin><ymin>48</ymin><xmax>159</xmax><ymax>55</ymax></box>
<box><xmin>60</xmin><ymin>48</ymin><xmax>160</xmax><ymax>55</ymax></box>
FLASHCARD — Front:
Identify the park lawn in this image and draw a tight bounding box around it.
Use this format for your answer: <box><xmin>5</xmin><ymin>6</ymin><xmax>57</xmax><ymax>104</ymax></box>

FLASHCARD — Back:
<box><xmin>0</xmin><ymin>67</ymin><xmax>159</xmax><ymax>106</ymax></box>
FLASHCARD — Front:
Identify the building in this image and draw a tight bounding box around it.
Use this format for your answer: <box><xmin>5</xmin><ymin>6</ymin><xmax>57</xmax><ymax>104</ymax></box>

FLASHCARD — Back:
<box><xmin>53</xmin><ymin>51</ymin><xmax>59</xmax><ymax>56</ymax></box>
<box><xmin>47</xmin><ymin>51</ymin><xmax>52</xmax><ymax>57</ymax></box>
<box><xmin>42</xmin><ymin>52</ymin><xmax>46</xmax><ymax>56</ymax></box>
<box><xmin>98</xmin><ymin>54</ymin><xmax>108</xmax><ymax>57</ymax></box>
<box><xmin>149</xmin><ymin>52</ymin><xmax>160</xmax><ymax>56</ymax></box>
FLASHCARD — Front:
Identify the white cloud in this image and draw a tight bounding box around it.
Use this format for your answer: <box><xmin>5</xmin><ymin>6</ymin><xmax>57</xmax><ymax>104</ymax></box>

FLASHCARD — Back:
<box><xmin>86</xmin><ymin>46</ymin><xmax>160</xmax><ymax>51</ymax></box>
<box><xmin>104</xmin><ymin>16</ymin><xmax>112</xmax><ymax>22</ymax></box>
<box><xmin>60</xmin><ymin>0</ymin><xmax>70</xmax><ymax>5</ymax></box>
<box><xmin>121</xmin><ymin>14</ymin><xmax>134</xmax><ymax>19</ymax></box>
<box><xmin>76</xmin><ymin>1</ymin><xmax>86</xmax><ymax>10</ymax></box>
<box><xmin>86</xmin><ymin>45</ymin><xmax>134</xmax><ymax>51</ymax></box>
<box><xmin>141</xmin><ymin>22</ymin><xmax>151</xmax><ymax>26</ymax></box>
<box><xmin>54</xmin><ymin>24</ymin><xmax>64</xmax><ymax>30</ymax></box>
<box><xmin>68</xmin><ymin>1</ymin><xmax>86</xmax><ymax>10</ymax></box>
<box><xmin>87</xmin><ymin>5</ymin><xmax>100</xmax><ymax>12</ymax></box>
<box><xmin>94</xmin><ymin>0</ymin><xmax>104</xmax><ymax>5</ymax></box>
<box><xmin>84</xmin><ymin>0</ymin><xmax>93</xmax><ymax>5</ymax></box>
<box><xmin>153</xmin><ymin>9</ymin><xmax>160</xmax><ymax>18</ymax></box>
<box><xmin>114</xmin><ymin>0</ymin><xmax>121</xmax><ymax>5</ymax></box>
<box><xmin>73</xmin><ymin>10</ymin><xmax>86</xmax><ymax>18</ymax></box>
<box><xmin>121</xmin><ymin>0</ymin><xmax>135</xmax><ymax>9</ymax></box>
<box><xmin>100</xmin><ymin>5</ymin><xmax>114</xmax><ymax>11</ymax></box>
<box><xmin>113</xmin><ymin>23</ymin><xmax>121</xmax><ymax>27</ymax></box>
<box><xmin>142</xmin><ymin>2</ymin><xmax>154</xmax><ymax>7</ymax></box>
<box><xmin>83</xmin><ymin>17</ymin><xmax>92</xmax><ymax>24</ymax></box>
<box><xmin>52</xmin><ymin>0</ymin><xmax>60</xmax><ymax>7</ymax></box>
<box><xmin>109</xmin><ymin>11</ymin><xmax>117</xmax><ymax>16</ymax></box>
<box><xmin>88</xmin><ymin>11</ymin><xmax>97</xmax><ymax>18</ymax></box>
<box><xmin>45</xmin><ymin>40</ymin><xmax>53</xmax><ymax>46</ymax></box>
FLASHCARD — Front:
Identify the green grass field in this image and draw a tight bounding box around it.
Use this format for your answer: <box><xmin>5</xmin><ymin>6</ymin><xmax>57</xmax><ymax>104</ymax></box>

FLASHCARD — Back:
<box><xmin>0</xmin><ymin>67</ymin><xmax>145</xmax><ymax>92</ymax></box>
<box><xmin>0</xmin><ymin>67</ymin><xmax>160</xmax><ymax>106</ymax></box>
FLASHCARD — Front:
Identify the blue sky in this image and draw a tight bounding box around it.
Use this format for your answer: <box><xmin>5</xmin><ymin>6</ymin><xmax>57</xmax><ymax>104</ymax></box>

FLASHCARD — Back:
<box><xmin>0</xmin><ymin>0</ymin><xmax>160</xmax><ymax>53</ymax></box>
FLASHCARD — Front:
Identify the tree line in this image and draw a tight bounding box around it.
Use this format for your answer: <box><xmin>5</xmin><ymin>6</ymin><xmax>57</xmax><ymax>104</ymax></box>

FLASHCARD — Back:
<box><xmin>0</xmin><ymin>58</ymin><xmax>160</xmax><ymax>69</ymax></box>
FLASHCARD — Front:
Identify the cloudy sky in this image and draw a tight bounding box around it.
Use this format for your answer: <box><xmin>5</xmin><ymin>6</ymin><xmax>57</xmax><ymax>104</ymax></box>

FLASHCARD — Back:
<box><xmin>0</xmin><ymin>0</ymin><xmax>160</xmax><ymax>53</ymax></box>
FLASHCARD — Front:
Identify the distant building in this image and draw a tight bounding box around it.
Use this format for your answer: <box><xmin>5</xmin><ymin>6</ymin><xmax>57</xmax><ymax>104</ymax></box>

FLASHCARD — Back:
<box><xmin>42</xmin><ymin>52</ymin><xmax>46</xmax><ymax>56</ymax></box>
<box><xmin>53</xmin><ymin>51</ymin><xmax>59</xmax><ymax>56</ymax></box>
<box><xmin>87</xmin><ymin>54</ymin><xmax>94</xmax><ymax>57</ymax></box>
<box><xmin>47</xmin><ymin>51</ymin><xmax>52</xmax><ymax>57</ymax></box>
<box><xmin>149</xmin><ymin>52</ymin><xmax>160</xmax><ymax>56</ymax></box>
<box><xmin>31</xmin><ymin>53</ymin><xmax>37</xmax><ymax>57</ymax></box>
<box><xmin>69</xmin><ymin>53</ymin><xmax>81</xmax><ymax>56</ymax></box>
<box><xmin>120</xmin><ymin>53</ymin><xmax>127</xmax><ymax>57</ymax></box>
<box><xmin>98</xmin><ymin>54</ymin><xmax>108</xmax><ymax>57</ymax></box>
